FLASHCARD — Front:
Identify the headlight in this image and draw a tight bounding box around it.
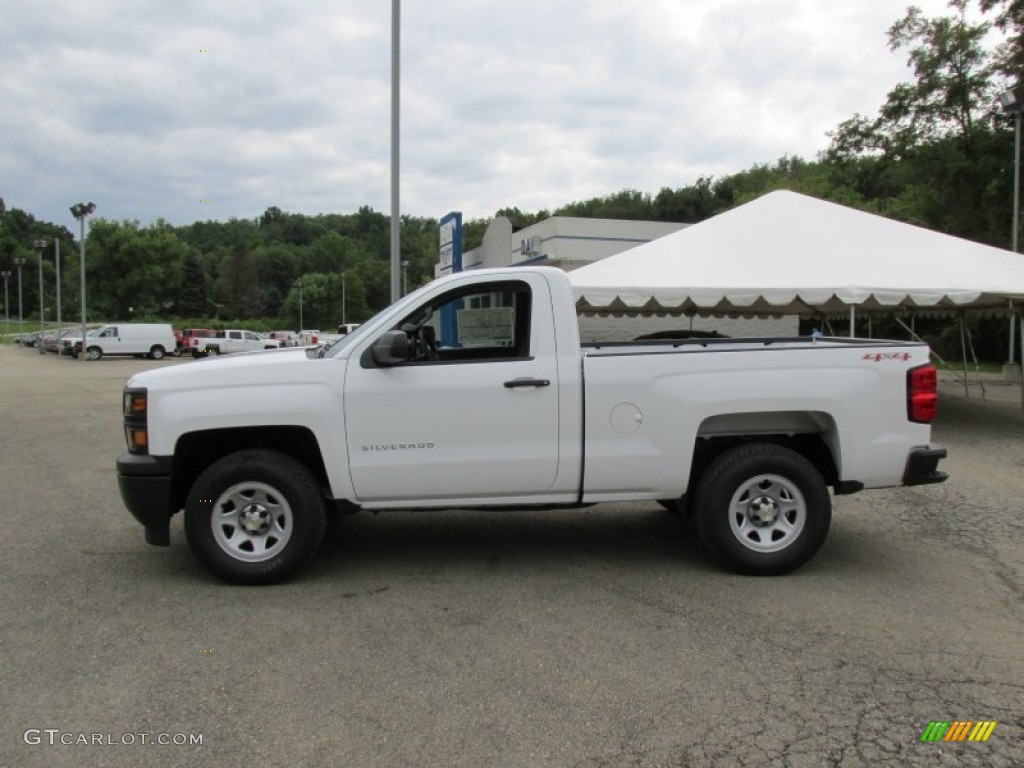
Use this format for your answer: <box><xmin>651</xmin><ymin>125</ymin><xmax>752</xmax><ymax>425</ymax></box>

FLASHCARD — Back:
<box><xmin>123</xmin><ymin>388</ymin><xmax>149</xmax><ymax>454</ymax></box>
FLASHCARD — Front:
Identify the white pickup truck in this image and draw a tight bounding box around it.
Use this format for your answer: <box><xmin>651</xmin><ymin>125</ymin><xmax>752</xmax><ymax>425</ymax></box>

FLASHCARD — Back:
<box><xmin>117</xmin><ymin>267</ymin><xmax>946</xmax><ymax>584</ymax></box>
<box><xmin>189</xmin><ymin>329</ymin><xmax>282</xmax><ymax>357</ymax></box>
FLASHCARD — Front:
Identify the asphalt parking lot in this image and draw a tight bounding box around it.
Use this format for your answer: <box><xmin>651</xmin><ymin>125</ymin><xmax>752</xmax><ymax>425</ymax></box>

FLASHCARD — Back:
<box><xmin>1</xmin><ymin>344</ymin><xmax>1021</xmax><ymax>768</ymax></box>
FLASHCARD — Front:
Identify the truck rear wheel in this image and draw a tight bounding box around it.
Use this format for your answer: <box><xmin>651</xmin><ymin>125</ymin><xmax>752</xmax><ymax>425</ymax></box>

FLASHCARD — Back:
<box><xmin>149</xmin><ymin>345</ymin><xmax>166</xmax><ymax>360</ymax></box>
<box><xmin>185</xmin><ymin>449</ymin><xmax>327</xmax><ymax>584</ymax></box>
<box><xmin>694</xmin><ymin>443</ymin><xmax>830</xmax><ymax>575</ymax></box>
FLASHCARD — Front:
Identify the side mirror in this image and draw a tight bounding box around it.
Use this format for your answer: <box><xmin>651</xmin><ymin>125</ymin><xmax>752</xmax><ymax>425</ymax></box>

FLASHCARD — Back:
<box><xmin>370</xmin><ymin>330</ymin><xmax>410</xmax><ymax>366</ymax></box>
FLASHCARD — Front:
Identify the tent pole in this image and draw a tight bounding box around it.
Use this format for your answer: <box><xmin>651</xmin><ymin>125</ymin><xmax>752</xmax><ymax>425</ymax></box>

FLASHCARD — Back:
<box><xmin>959</xmin><ymin>313</ymin><xmax>969</xmax><ymax>398</ymax></box>
<box><xmin>1010</xmin><ymin>300</ymin><xmax>1016</xmax><ymax>364</ymax></box>
<box><xmin>849</xmin><ymin>305</ymin><xmax>855</xmax><ymax>338</ymax></box>
<box><xmin>868</xmin><ymin>314</ymin><xmax>873</xmax><ymax>339</ymax></box>
<box><xmin>1019</xmin><ymin>311</ymin><xmax>1024</xmax><ymax>410</ymax></box>
<box><xmin>894</xmin><ymin>316</ymin><xmax>923</xmax><ymax>343</ymax></box>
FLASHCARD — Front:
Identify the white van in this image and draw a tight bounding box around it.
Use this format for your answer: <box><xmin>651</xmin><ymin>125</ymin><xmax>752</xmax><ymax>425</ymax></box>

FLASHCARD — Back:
<box><xmin>73</xmin><ymin>323</ymin><xmax>177</xmax><ymax>360</ymax></box>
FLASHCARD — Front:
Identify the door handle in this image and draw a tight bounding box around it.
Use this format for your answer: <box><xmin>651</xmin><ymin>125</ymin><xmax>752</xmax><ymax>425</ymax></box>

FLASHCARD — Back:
<box><xmin>503</xmin><ymin>378</ymin><xmax>551</xmax><ymax>389</ymax></box>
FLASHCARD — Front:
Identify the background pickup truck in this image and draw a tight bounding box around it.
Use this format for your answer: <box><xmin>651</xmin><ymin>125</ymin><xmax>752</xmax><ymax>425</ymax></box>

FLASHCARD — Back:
<box><xmin>189</xmin><ymin>330</ymin><xmax>282</xmax><ymax>357</ymax></box>
<box><xmin>118</xmin><ymin>267</ymin><xmax>947</xmax><ymax>584</ymax></box>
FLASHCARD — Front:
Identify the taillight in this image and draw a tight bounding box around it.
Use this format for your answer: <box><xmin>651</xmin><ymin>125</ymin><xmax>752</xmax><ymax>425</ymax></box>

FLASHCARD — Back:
<box><xmin>907</xmin><ymin>364</ymin><xmax>938</xmax><ymax>423</ymax></box>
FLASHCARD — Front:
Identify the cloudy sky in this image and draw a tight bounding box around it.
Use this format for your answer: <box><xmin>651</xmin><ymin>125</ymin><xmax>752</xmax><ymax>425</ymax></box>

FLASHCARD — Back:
<box><xmin>1</xmin><ymin>0</ymin><xmax>983</xmax><ymax>228</ymax></box>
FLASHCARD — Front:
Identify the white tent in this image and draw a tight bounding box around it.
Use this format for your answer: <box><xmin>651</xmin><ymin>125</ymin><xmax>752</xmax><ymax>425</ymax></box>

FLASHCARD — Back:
<box><xmin>570</xmin><ymin>190</ymin><xmax>1024</xmax><ymax>317</ymax></box>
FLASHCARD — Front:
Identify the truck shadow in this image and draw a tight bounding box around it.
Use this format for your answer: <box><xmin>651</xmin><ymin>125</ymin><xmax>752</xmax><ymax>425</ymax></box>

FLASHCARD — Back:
<box><xmin>313</xmin><ymin>503</ymin><xmax>715</xmax><ymax>577</ymax></box>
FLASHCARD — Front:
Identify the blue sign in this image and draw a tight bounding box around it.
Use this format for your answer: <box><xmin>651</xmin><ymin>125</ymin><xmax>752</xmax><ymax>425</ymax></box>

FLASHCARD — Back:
<box><xmin>439</xmin><ymin>212</ymin><xmax>462</xmax><ymax>274</ymax></box>
<box><xmin>439</xmin><ymin>212</ymin><xmax>463</xmax><ymax>344</ymax></box>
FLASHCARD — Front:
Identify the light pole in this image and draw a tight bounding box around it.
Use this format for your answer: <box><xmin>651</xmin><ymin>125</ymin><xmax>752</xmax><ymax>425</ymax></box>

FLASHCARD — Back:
<box><xmin>341</xmin><ymin>270</ymin><xmax>346</xmax><ymax>326</ymax></box>
<box><xmin>70</xmin><ymin>202</ymin><xmax>96</xmax><ymax>361</ymax></box>
<box><xmin>33</xmin><ymin>239</ymin><xmax>47</xmax><ymax>352</ymax></box>
<box><xmin>298</xmin><ymin>281</ymin><xmax>304</xmax><ymax>330</ymax></box>
<box><xmin>1</xmin><ymin>270</ymin><xmax>10</xmax><ymax>338</ymax></box>
<box><xmin>390</xmin><ymin>0</ymin><xmax>401</xmax><ymax>302</ymax></box>
<box><xmin>14</xmin><ymin>257</ymin><xmax>25</xmax><ymax>333</ymax></box>
<box><xmin>401</xmin><ymin>260</ymin><xmax>409</xmax><ymax>296</ymax></box>
<box><xmin>54</xmin><ymin>238</ymin><xmax>61</xmax><ymax>346</ymax></box>
<box><xmin>1000</xmin><ymin>88</ymin><xmax>1023</xmax><ymax>365</ymax></box>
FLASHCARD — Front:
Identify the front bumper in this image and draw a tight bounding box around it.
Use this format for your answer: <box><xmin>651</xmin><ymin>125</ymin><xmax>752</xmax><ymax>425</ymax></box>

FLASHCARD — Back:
<box><xmin>902</xmin><ymin>445</ymin><xmax>948</xmax><ymax>486</ymax></box>
<box><xmin>116</xmin><ymin>452</ymin><xmax>174</xmax><ymax>546</ymax></box>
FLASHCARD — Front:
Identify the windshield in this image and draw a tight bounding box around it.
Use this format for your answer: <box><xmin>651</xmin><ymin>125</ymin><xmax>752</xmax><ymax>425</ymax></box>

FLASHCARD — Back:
<box><xmin>320</xmin><ymin>279</ymin><xmax>440</xmax><ymax>359</ymax></box>
<box><xmin>314</xmin><ymin>324</ymin><xmax>374</xmax><ymax>358</ymax></box>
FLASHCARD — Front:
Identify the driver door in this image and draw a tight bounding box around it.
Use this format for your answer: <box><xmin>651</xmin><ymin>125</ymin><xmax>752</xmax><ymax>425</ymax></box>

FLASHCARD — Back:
<box><xmin>343</xmin><ymin>277</ymin><xmax>561</xmax><ymax>503</ymax></box>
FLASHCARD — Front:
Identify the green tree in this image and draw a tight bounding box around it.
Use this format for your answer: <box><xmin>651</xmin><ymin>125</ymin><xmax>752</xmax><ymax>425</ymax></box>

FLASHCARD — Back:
<box><xmin>175</xmin><ymin>252</ymin><xmax>210</xmax><ymax>317</ymax></box>
<box><xmin>213</xmin><ymin>247</ymin><xmax>263</xmax><ymax>319</ymax></box>
<box><xmin>307</xmin><ymin>231</ymin><xmax>356</xmax><ymax>275</ymax></box>
<box><xmin>0</xmin><ymin>205</ymin><xmax>81</xmax><ymax>324</ymax></box>
<box><xmin>884</xmin><ymin>1</ymin><xmax>994</xmax><ymax>146</ymax></box>
<box><xmin>824</xmin><ymin>1</ymin><xmax>1007</xmax><ymax>242</ymax></box>
<box><xmin>279</xmin><ymin>272</ymin><xmax>366</xmax><ymax>330</ymax></box>
<box><xmin>253</xmin><ymin>243</ymin><xmax>300</xmax><ymax>317</ymax></box>
<box><xmin>87</xmin><ymin>219</ymin><xmax>188</xmax><ymax>319</ymax></box>
<box><xmin>978</xmin><ymin>0</ymin><xmax>1024</xmax><ymax>77</ymax></box>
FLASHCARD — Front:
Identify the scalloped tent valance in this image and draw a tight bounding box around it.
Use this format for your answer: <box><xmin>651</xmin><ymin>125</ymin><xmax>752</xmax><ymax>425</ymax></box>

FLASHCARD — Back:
<box><xmin>570</xmin><ymin>190</ymin><xmax>1024</xmax><ymax>317</ymax></box>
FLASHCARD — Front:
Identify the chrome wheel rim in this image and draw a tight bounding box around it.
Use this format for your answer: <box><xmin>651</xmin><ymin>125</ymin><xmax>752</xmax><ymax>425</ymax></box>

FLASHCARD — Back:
<box><xmin>728</xmin><ymin>473</ymin><xmax>806</xmax><ymax>553</ymax></box>
<box><xmin>211</xmin><ymin>481</ymin><xmax>293</xmax><ymax>562</ymax></box>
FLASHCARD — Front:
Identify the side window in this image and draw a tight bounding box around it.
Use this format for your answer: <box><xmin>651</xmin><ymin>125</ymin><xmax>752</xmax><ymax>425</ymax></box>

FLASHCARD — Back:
<box><xmin>393</xmin><ymin>281</ymin><xmax>532</xmax><ymax>364</ymax></box>
<box><xmin>245</xmin><ymin>332</ymin><xmax>260</xmax><ymax>341</ymax></box>
<box><xmin>229</xmin><ymin>331</ymin><xmax>242</xmax><ymax>340</ymax></box>
<box><xmin>102</xmin><ymin>327</ymin><xmax>117</xmax><ymax>338</ymax></box>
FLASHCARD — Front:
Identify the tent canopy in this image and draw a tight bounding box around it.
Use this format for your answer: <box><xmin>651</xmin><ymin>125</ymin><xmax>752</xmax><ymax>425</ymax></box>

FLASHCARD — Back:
<box><xmin>569</xmin><ymin>190</ymin><xmax>1024</xmax><ymax>317</ymax></box>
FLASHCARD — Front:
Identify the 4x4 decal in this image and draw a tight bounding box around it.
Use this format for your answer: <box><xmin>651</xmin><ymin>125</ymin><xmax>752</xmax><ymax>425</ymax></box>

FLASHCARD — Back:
<box><xmin>863</xmin><ymin>352</ymin><xmax>912</xmax><ymax>362</ymax></box>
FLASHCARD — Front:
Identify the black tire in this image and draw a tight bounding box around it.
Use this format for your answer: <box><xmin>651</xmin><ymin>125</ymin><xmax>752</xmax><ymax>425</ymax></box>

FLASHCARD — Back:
<box><xmin>86</xmin><ymin>346</ymin><xmax>102</xmax><ymax>361</ymax></box>
<box><xmin>185</xmin><ymin>449</ymin><xmax>327</xmax><ymax>585</ymax></box>
<box><xmin>694</xmin><ymin>443</ymin><xmax>831</xmax><ymax>576</ymax></box>
<box><xmin>206</xmin><ymin>346</ymin><xmax>219</xmax><ymax>357</ymax></box>
<box><xmin>149</xmin><ymin>345</ymin><xmax>166</xmax><ymax>360</ymax></box>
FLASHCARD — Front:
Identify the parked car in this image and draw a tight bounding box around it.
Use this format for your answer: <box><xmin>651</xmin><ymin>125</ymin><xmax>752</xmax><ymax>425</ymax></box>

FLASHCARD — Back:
<box><xmin>45</xmin><ymin>328</ymin><xmax>81</xmax><ymax>354</ymax></box>
<box><xmin>267</xmin><ymin>330</ymin><xmax>300</xmax><ymax>347</ymax></box>
<box><xmin>39</xmin><ymin>330</ymin><xmax>60</xmax><ymax>353</ymax></box>
<box><xmin>176</xmin><ymin>328</ymin><xmax>217</xmax><ymax>356</ymax></box>
<box><xmin>70</xmin><ymin>323</ymin><xmax>177</xmax><ymax>360</ymax></box>
<box><xmin>190</xmin><ymin>329</ymin><xmax>283</xmax><ymax>357</ymax></box>
<box><xmin>19</xmin><ymin>330</ymin><xmax>45</xmax><ymax>348</ymax></box>
<box><xmin>60</xmin><ymin>326</ymin><xmax>102</xmax><ymax>356</ymax></box>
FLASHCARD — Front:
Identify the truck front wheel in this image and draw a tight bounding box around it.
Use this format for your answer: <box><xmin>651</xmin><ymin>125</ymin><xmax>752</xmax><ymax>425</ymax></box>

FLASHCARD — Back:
<box><xmin>185</xmin><ymin>449</ymin><xmax>327</xmax><ymax>584</ymax></box>
<box><xmin>694</xmin><ymin>443</ymin><xmax>831</xmax><ymax>575</ymax></box>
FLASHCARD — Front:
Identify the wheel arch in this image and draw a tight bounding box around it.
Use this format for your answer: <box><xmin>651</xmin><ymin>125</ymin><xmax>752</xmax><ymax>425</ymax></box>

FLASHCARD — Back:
<box><xmin>689</xmin><ymin>411</ymin><xmax>840</xmax><ymax>499</ymax></box>
<box><xmin>170</xmin><ymin>426</ymin><xmax>329</xmax><ymax>514</ymax></box>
